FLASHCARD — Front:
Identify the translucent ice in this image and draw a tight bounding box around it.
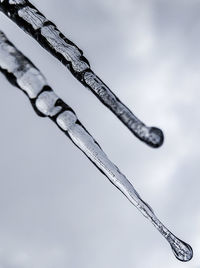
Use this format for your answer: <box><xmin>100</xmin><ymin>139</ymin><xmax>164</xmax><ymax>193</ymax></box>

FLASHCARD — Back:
<box><xmin>0</xmin><ymin>0</ymin><xmax>164</xmax><ymax>147</ymax></box>
<box><xmin>0</xmin><ymin>30</ymin><xmax>192</xmax><ymax>262</ymax></box>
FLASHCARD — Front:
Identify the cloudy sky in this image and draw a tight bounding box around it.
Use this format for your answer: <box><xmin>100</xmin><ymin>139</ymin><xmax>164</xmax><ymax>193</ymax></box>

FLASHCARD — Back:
<box><xmin>0</xmin><ymin>0</ymin><xmax>200</xmax><ymax>267</ymax></box>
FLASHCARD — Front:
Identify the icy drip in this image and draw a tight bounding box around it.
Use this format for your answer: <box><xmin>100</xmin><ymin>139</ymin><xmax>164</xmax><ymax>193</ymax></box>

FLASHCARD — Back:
<box><xmin>143</xmin><ymin>211</ymin><xmax>193</xmax><ymax>262</ymax></box>
<box><xmin>83</xmin><ymin>71</ymin><xmax>163</xmax><ymax>146</ymax></box>
<box><xmin>0</xmin><ymin>31</ymin><xmax>192</xmax><ymax>261</ymax></box>
<box><xmin>0</xmin><ymin>0</ymin><xmax>164</xmax><ymax>148</ymax></box>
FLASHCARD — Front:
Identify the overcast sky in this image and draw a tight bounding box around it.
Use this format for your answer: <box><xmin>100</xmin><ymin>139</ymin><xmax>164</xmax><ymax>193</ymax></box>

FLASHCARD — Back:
<box><xmin>0</xmin><ymin>0</ymin><xmax>200</xmax><ymax>267</ymax></box>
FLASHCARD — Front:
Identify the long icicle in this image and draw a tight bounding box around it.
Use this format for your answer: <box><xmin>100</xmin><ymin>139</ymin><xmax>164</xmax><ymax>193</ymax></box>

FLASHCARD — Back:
<box><xmin>0</xmin><ymin>0</ymin><xmax>164</xmax><ymax>148</ymax></box>
<box><xmin>0</xmin><ymin>31</ymin><xmax>192</xmax><ymax>262</ymax></box>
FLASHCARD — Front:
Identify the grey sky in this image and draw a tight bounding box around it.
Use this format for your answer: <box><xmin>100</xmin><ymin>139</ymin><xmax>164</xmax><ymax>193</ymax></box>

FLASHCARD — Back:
<box><xmin>0</xmin><ymin>0</ymin><xmax>199</xmax><ymax>267</ymax></box>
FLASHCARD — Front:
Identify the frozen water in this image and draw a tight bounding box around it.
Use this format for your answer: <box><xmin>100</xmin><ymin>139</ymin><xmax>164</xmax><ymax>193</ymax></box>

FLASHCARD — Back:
<box><xmin>36</xmin><ymin>91</ymin><xmax>61</xmax><ymax>117</ymax></box>
<box><xmin>9</xmin><ymin>0</ymin><xmax>26</xmax><ymax>4</ymax></box>
<box><xmin>0</xmin><ymin>31</ymin><xmax>46</xmax><ymax>98</ymax></box>
<box><xmin>0</xmin><ymin>0</ymin><xmax>164</xmax><ymax>147</ymax></box>
<box><xmin>0</xmin><ymin>30</ymin><xmax>193</xmax><ymax>262</ymax></box>
<box><xmin>18</xmin><ymin>6</ymin><xmax>47</xmax><ymax>30</ymax></box>
<box><xmin>41</xmin><ymin>25</ymin><xmax>89</xmax><ymax>72</ymax></box>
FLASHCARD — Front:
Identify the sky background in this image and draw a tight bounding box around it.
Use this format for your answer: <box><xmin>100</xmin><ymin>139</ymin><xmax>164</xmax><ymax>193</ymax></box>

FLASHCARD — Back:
<box><xmin>0</xmin><ymin>0</ymin><xmax>200</xmax><ymax>267</ymax></box>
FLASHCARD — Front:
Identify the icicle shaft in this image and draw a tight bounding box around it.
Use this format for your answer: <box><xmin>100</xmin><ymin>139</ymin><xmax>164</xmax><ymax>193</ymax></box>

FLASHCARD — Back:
<box><xmin>0</xmin><ymin>0</ymin><xmax>164</xmax><ymax>147</ymax></box>
<box><xmin>0</xmin><ymin>30</ymin><xmax>192</xmax><ymax>262</ymax></box>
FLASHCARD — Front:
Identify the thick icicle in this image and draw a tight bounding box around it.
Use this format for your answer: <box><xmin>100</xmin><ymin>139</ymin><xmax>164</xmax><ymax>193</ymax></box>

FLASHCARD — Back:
<box><xmin>0</xmin><ymin>31</ymin><xmax>192</xmax><ymax>262</ymax></box>
<box><xmin>0</xmin><ymin>0</ymin><xmax>164</xmax><ymax>147</ymax></box>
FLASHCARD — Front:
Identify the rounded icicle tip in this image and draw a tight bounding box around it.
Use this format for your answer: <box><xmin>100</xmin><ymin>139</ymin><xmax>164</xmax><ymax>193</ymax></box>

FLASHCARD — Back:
<box><xmin>147</xmin><ymin>127</ymin><xmax>164</xmax><ymax>148</ymax></box>
<box><xmin>170</xmin><ymin>240</ymin><xmax>193</xmax><ymax>262</ymax></box>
